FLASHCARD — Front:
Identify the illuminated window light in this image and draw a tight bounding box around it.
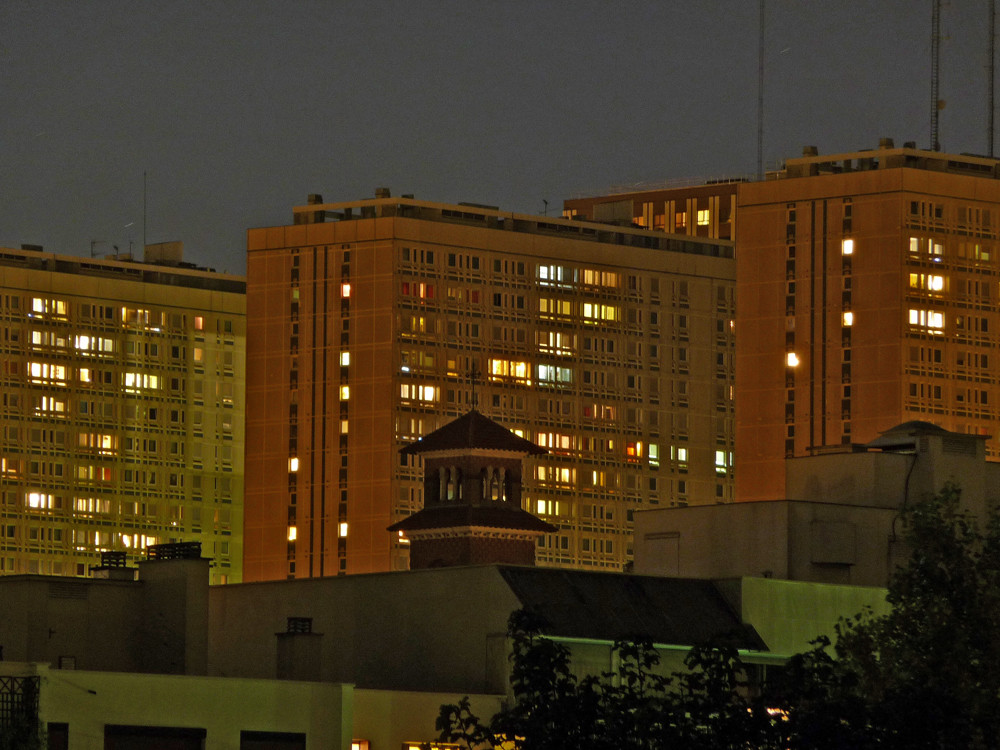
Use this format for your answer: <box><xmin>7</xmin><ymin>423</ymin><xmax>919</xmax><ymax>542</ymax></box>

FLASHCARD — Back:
<box><xmin>341</xmin><ymin>283</ymin><xmax>351</xmax><ymax>298</ymax></box>
<box><xmin>697</xmin><ymin>209</ymin><xmax>710</xmax><ymax>226</ymax></box>
<box><xmin>340</xmin><ymin>419</ymin><xmax>349</xmax><ymax>434</ymax></box>
<box><xmin>841</xmin><ymin>239</ymin><xmax>854</xmax><ymax>255</ymax></box>
<box><xmin>786</xmin><ymin>352</ymin><xmax>800</xmax><ymax>367</ymax></box>
<box><xmin>338</xmin><ymin>522</ymin><xmax>348</xmax><ymax>538</ymax></box>
<box><xmin>287</xmin><ymin>526</ymin><xmax>297</xmax><ymax>541</ymax></box>
<box><xmin>340</xmin><ymin>352</ymin><xmax>350</xmax><ymax>367</ymax></box>
<box><xmin>842</xmin><ymin>312</ymin><xmax>854</xmax><ymax>327</ymax></box>
<box><xmin>340</xmin><ymin>385</ymin><xmax>350</xmax><ymax>400</ymax></box>
<box><xmin>194</xmin><ymin>316</ymin><xmax>204</xmax><ymax>331</ymax></box>
<box><xmin>288</xmin><ymin>457</ymin><xmax>299</xmax><ymax>472</ymax></box>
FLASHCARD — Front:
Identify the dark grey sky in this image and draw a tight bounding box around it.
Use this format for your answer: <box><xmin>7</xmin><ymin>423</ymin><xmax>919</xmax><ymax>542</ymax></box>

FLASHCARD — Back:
<box><xmin>1</xmin><ymin>1</ymin><xmax>994</xmax><ymax>273</ymax></box>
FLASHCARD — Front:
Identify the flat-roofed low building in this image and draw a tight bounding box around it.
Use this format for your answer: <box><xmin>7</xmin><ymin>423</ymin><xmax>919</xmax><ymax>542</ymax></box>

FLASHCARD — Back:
<box><xmin>0</xmin><ymin>243</ymin><xmax>246</xmax><ymax>583</ymax></box>
<box><xmin>244</xmin><ymin>193</ymin><xmax>736</xmax><ymax>580</ymax></box>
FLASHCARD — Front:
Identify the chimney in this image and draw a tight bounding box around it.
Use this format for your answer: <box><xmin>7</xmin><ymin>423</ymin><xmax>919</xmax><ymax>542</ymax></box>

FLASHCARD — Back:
<box><xmin>879</xmin><ymin>137</ymin><xmax>895</xmax><ymax>149</ymax></box>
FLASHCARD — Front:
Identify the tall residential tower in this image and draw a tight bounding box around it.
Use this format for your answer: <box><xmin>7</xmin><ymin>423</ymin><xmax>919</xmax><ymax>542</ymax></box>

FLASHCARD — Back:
<box><xmin>0</xmin><ymin>243</ymin><xmax>246</xmax><ymax>583</ymax></box>
<box><xmin>244</xmin><ymin>194</ymin><xmax>735</xmax><ymax>580</ymax></box>
<box><xmin>736</xmin><ymin>142</ymin><xmax>1000</xmax><ymax>501</ymax></box>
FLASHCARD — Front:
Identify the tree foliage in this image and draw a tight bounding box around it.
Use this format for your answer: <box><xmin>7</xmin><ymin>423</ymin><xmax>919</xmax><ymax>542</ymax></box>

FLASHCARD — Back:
<box><xmin>438</xmin><ymin>484</ymin><xmax>1000</xmax><ymax>749</ymax></box>
<box><xmin>773</xmin><ymin>482</ymin><xmax>1000</xmax><ymax>749</ymax></box>
<box><xmin>438</xmin><ymin>609</ymin><xmax>781</xmax><ymax>750</ymax></box>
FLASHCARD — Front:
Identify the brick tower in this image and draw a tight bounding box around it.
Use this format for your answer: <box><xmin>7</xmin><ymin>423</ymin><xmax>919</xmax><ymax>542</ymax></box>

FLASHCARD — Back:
<box><xmin>388</xmin><ymin>410</ymin><xmax>557</xmax><ymax>568</ymax></box>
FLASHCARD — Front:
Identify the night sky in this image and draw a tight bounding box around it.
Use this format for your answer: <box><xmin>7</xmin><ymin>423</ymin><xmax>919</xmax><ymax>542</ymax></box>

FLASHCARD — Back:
<box><xmin>1</xmin><ymin>1</ymin><xmax>995</xmax><ymax>274</ymax></box>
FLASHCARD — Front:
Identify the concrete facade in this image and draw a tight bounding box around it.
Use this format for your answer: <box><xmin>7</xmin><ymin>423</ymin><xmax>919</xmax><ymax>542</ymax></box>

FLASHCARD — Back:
<box><xmin>635</xmin><ymin>422</ymin><xmax>1000</xmax><ymax>587</ymax></box>
<box><xmin>245</xmin><ymin>193</ymin><xmax>736</xmax><ymax>579</ymax></box>
<box><xmin>0</xmin><ymin>244</ymin><xmax>246</xmax><ymax>583</ymax></box>
<box><xmin>736</xmin><ymin>142</ymin><xmax>1000</xmax><ymax>501</ymax></box>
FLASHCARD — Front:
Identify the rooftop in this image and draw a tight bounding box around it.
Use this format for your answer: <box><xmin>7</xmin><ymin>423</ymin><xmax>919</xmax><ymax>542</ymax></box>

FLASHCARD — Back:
<box><xmin>400</xmin><ymin>409</ymin><xmax>546</xmax><ymax>456</ymax></box>
<box><xmin>779</xmin><ymin>139</ymin><xmax>1000</xmax><ymax>181</ymax></box>
<box><xmin>287</xmin><ymin>193</ymin><xmax>734</xmax><ymax>260</ymax></box>
<box><xmin>0</xmin><ymin>244</ymin><xmax>246</xmax><ymax>294</ymax></box>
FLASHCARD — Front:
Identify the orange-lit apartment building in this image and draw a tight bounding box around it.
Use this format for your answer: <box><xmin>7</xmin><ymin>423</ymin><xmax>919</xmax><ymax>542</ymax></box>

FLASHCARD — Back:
<box><xmin>736</xmin><ymin>142</ymin><xmax>1000</xmax><ymax>501</ymax></box>
<box><xmin>563</xmin><ymin>180</ymin><xmax>739</xmax><ymax>241</ymax></box>
<box><xmin>244</xmin><ymin>194</ymin><xmax>735</xmax><ymax>580</ymax></box>
<box><xmin>0</xmin><ymin>243</ymin><xmax>245</xmax><ymax>582</ymax></box>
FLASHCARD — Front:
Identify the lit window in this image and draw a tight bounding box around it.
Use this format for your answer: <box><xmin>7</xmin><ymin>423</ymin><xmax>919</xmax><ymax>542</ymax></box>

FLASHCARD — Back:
<box><xmin>697</xmin><ymin>209</ymin><xmax>710</xmax><ymax>226</ymax></box>
<box><xmin>340</xmin><ymin>352</ymin><xmax>350</xmax><ymax>367</ymax></box>
<box><xmin>909</xmin><ymin>273</ymin><xmax>945</xmax><ymax>292</ymax></box>
<box><xmin>340</xmin><ymin>385</ymin><xmax>350</xmax><ymax>400</ymax></box>
<box><xmin>715</xmin><ymin>450</ymin><xmax>728</xmax><ymax>476</ymax></box>
<box><xmin>79</xmin><ymin>368</ymin><xmax>92</xmax><ymax>383</ymax></box>
<box><xmin>909</xmin><ymin>308</ymin><xmax>944</xmax><ymax>332</ymax></box>
<box><xmin>841</xmin><ymin>239</ymin><xmax>854</xmax><ymax>255</ymax></box>
<box><xmin>338</xmin><ymin>522</ymin><xmax>348</xmax><ymax>537</ymax></box>
<box><xmin>537</xmin><ymin>364</ymin><xmax>572</xmax><ymax>384</ymax></box>
<box><xmin>194</xmin><ymin>316</ymin><xmax>204</xmax><ymax>330</ymax></box>
<box><xmin>626</xmin><ymin>441</ymin><xmax>643</xmax><ymax>458</ymax></box>
<box><xmin>418</xmin><ymin>384</ymin><xmax>438</xmax><ymax>401</ymax></box>
<box><xmin>287</xmin><ymin>526</ymin><xmax>297</xmax><ymax>541</ymax></box>
<box><xmin>842</xmin><ymin>312</ymin><xmax>854</xmax><ymax>327</ymax></box>
<box><xmin>786</xmin><ymin>352</ymin><xmax>800</xmax><ymax>367</ymax></box>
<box><xmin>26</xmin><ymin>492</ymin><xmax>54</xmax><ymax>509</ymax></box>
<box><xmin>648</xmin><ymin>444</ymin><xmax>659</xmax><ymax>467</ymax></box>
<box><xmin>676</xmin><ymin>447</ymin><xmax>688</xmax><ymax>463</ymax></box>
<box><xmin>581</xmin><ymin>302</ymin><xmax>618</xmax><ymax>323</ymax></box>
<box><xmin>288</xmin><ymin>457</ymin><xmax>299</xmax><ymax>472</ymax></box>
<box><xmin>123</xmin><ymin>372</ymin><xmax>160</xmax><ymax>392</ymax></box>
<box><xmin>341</xmin><ymin>283</ymin><xmax>351</xmax><ymax>298</ymax></box>
<box><xmin>340</xmin><ymin>419</ymin><xmax>349</xmax><ymax>434</ymax></box>
<box><xmin>489</xmin><ymin>359</ymin><xmax>530</xmax><ymax>384</ymax></box>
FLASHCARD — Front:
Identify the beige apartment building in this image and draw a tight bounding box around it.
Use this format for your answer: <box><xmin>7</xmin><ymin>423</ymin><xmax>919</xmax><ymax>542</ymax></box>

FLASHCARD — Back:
<box><xmin>244</xmin><ymin>194</ymin><xmax>735</xmax><ymax>580</ymax></box>
<box><xmin>736</xmin><ymin>142</ymin><xmax>1000</xmax><ymax>501</ymax></box>
<box><xmin>0</xmin><ymin>243</ymin><xmax>246</xmax><ymax>583</ymax></box>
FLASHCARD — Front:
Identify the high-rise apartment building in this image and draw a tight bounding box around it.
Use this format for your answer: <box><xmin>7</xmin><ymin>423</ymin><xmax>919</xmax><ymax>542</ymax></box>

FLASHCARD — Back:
<box><xmin>736</xmin><ymin>141</ymin><xmax>1000</xmax><ymax>501</ymax></box>
<box><xmin>244</xmin><ymin>194</ymin><xmax>735</xmax><ymax>580</ymax></box>
<box><xmin>0</xmin><ymin>243</ymin><xmax>246</xmax><ymax>583</ymax></box>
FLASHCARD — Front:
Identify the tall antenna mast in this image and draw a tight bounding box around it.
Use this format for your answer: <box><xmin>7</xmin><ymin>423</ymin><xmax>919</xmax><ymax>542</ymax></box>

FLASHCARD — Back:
<box><xmin>990</xmin><ymin>0</ymin><xmax>996</xmax><ymax>156</ymax></box>
<box><xmin>931</xmin><ymin>0</ymin><xmax>942</xmax><ymax>151</ymax></box>
<box><xmin>757</xmin><ymin>0</ymin><xmax>765</xmax><ymax>179</ymax></box>
<box><xmin>143</xmin><ymin>170</ymin><xmax>148</xmax><ymax>251</ymax></box>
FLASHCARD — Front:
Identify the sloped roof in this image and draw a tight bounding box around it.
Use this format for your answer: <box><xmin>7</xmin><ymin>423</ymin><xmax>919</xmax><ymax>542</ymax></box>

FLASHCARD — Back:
<box><xmin>866</xmin><ymin>420</ymin><xmax>977</xmax><ymax>451</ymax></box>
<box><xmin>497</xmin><ymin>566</ymin><xmax>765</xmax><ymax>649</ymax></box>
<box><xmin>387</xmin><ymin>504</ymin><xmax>557</xmax><ymax>534</ymax></box>
<box><xmin>400</xmin><ymin>409</ymin><xmax>547</xmax><ymax>456</ymax></box>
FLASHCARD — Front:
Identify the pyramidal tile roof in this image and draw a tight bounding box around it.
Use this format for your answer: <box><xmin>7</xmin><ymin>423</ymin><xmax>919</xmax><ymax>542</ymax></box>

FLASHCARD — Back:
<box><xmin>400</xmin><ymin>409</ymin><xmax>547</xmax><ymax>456</ymax></box>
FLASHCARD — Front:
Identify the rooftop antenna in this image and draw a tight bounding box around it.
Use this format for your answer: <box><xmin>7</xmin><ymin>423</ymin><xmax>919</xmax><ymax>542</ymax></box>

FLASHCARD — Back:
<box><xmin>931</xmin><ymin>0</ymin><xmax>942</xmax><ymax>151</ymax></box>
<box><xmin>990</xmin><ymin>0</ymin><xmax>996</xmax><ymax>156</ymax></box>
<box><xmin>468</xmin><ymin>361</ymin><xmax>481</xmax><ymax>410</ymax></box>
<box><xmin>143</xmin><ymin>170</ymin><xmax>147</xmax><ymax>251</ymax></box>
<box><xmin>542</xmin><ymin>199</ymin><xmax>549</xmax><ymax>216</ymax></box>
<box><xmin>757</xmin><ymin>0</ymin><xmax>765</xmax><ymax>179</ymax></box>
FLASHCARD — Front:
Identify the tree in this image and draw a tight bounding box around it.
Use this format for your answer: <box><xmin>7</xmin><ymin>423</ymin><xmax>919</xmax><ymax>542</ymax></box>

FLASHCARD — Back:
<box><xmin>0</xmin><ymin>677</ymin><xmax>45</xmax><ymax>750</ymax></box>
<box><xmin>437</xmin><ymin>609</ymin><xmax>783</xmax><ymax>750</ymax></box>
<box><xmin>773</xmin><ymin>483</ymin><xmax>1000</xmax><ymax>749</ymax></box>
<box><xmin>438</xmin><ymin>484</ymin><xmax>1000</xmax><ymax>749</ymax></box>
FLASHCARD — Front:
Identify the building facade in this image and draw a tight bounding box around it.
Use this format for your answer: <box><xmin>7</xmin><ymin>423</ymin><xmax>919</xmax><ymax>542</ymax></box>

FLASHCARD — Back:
<box><xmin>563</xmin><ymin>180</ymin><xmax>739</xmax><ymax>241</ymax></box>
<box><xmin>0</xmin><ymin>243</ymin><xmax>246</xmax><ymax>583</ymax></box>
<box><xmin>736</xmin><ymin>142</ymin><xmax>1000</xmax><ymax>501</ymax></box>
<box><xmin>244</xmin><ymin>194</ymin><xmax>735</xmax><ymax>580</ymax></box>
